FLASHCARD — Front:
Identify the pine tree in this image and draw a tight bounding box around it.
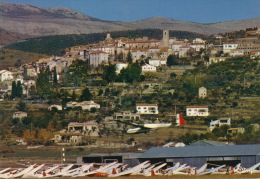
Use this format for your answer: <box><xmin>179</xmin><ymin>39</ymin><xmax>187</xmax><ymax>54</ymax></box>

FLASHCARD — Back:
<box><xmin>11</xmin><ymin>81</ymin><xmax>17</xmax><ymax>99</ymax></box>
<box><xmin>71</xmin><ymin>90</ymin><xmax>77</xmax><ymax>101</ymax></box>
<box><xmin>79</xmin><ymin>87</ymin><xmax>92</xmax><ymax>101</ymax></box>
<box><xmin>126</xmin><ymin>51</ymin><xmax>133</xmax><ymax>64</ymax></box>
<box><xmin>53</xmin><ymin>66</ymin><xmax>58</xmax><ymax>85</ymax></box>
<box><xmin>16</xmin><ymin>81</ymin><xmax>23</xmax><ymax>98</ymax></box>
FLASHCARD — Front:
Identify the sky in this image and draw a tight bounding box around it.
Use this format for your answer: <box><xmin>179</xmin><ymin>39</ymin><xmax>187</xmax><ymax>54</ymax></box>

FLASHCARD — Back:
<box><xmin>0</xmin><ymin>0</ymin><xmax>260</xmax><ymax>23</ymax></box>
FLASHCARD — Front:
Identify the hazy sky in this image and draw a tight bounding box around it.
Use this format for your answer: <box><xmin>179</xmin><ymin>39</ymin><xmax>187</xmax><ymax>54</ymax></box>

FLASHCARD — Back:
<box><xmin>1</xmin><ymin>0</ymin><xmax>260</xmax><ymax>23</ymax></box>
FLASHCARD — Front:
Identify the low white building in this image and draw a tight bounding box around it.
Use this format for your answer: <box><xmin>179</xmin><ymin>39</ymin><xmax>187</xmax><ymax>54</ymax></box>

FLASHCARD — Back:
<box><xmin>67</xmin><ymin>101</ymin><xmax>100</xmax><ymax>111</ymax></box>
<box><xmin>88</xmin><ymin>51</ymin><xmax>108</xmax><ymax>67</ymax></box>
<box><xmin>209</xmin><ymin>117</ymin><xmax>231</xmax><ymax>131</ymax></box>
<box><xmin>68</xmin><ymin>121</ymin><xmax>99</xmax><ymax>136</ymax></box>
<box><xmin>48</xmin><ymin>105</ymin><xmax>63</xmax><ymax>111</ymax></box>
<box><xmin>13</xmin><ymin>111</ymin><xmax>27</xmax><ymax>119</ymax></box>
<box><xmin>0</xmin><ymin>70</ymin><xmax>13</xmax><ymax>82</ymax></box>
<box><xmin>208</xmin><ymin>57</ymin><xmax>228</xmax><ymax>65</ymax></box>
<box><xmin>223</xmin><ymin>43</ymin><xmax>238</xmax><ymax>54</ymax></box>
<box><xmin>136</xmin><ymin>103</ymin><xmax>159</xmax><ymax>114</ymax></box>
<box><xmin>141</xmin><ymin>64</ymin><xmax>156</xmax><ymax>73</ymax></box>
<box><xmin>230</xmin><ymin>49</ymin><xmax>244</xmax><ymax>57</ymax></box>
<box><xmin>149</xmin><ymin>59</ymin><xmax>166</xmax><ymax>67</ymax></box>
<box><xmin>186</xmin><ymin>106</ymin><xmax>209</xmax><ymax>116</ymax></box>
<box><xmin>199</xmin><ymin>87</ymin><xmax>207</xmax><ymax>99</ymax></box>
<box><xmin>115</xmin><ymin>62</ymin><xmax>128</xmax><ymax>74</ymax></box>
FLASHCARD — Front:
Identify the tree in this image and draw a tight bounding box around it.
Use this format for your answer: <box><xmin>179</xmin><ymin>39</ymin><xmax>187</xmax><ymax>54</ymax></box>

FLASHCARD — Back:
<box><xmin>11</xmin><ymin>81</ymin><xmax>17</xmax><ymax>99</ymax></box>
<box><xmin>23</xmin><ymin>129</ymin><xmax>37</xmax><ymax>145</ymax></box>
<box><xmin>16</xmin><ymin>81</ymin><xmax>23</xmax><ymax>98</ymax></box>
<box><xmin>17</xmin><ymin>100</ymin><xmax>28</xmax><ymax>111</ymax></box>
<box><xmin>98</xmin><ymin>89</ymin><xmax>103</xmax><ymax>96</ymax></box>
<box><xmin>118</xmin><ymin>62</ymin><xmax>143</xmax><ymax>83</ymax></box>
<box><xmin>126</xmin><ymin>51</ymin><xmax>133</xmax><ymax>64</ymax></box>
<box><xmin>53</xmin><ymin>66</ymin><xmax>58</xmax><ymax>85</ymax></box>
<box><xmin>36</xmin><ymin>69</ymin><xmax>53</xmax><ymax>99</ymax></box>
<box><xmin>71</xmin><ymin>90</ymin><xmax>77</xmax><ymax>101</ymax></box>
<box><xmin>37</xmin><ymin>129</ymin><xmax>53</xmax><ymax>145</ymax></box>
<box><xmin>167</xmin><ymin>55</ymin><xmax>178</xmax><ymax>66</ymax></box>
<box><xmin>102</xmin><ymin>64</ymin><xmax>117</xmax><ymax>82</ymax></box>
<box><xmin>67</xmin><ymin>59</ymin><xmax>88</xmax><ymax>86</ymax></box>
<box><xmin>79</xmin><ymin>87</ymin><xmax>92</xmax><ymax>101</ymax></box>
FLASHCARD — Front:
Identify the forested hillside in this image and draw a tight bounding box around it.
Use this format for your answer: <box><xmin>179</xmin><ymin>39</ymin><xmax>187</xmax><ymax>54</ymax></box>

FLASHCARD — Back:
<box><xmin>4</xmin><ymin>29</ymin><xmax>206</xmax><ymax>56</ymax></box>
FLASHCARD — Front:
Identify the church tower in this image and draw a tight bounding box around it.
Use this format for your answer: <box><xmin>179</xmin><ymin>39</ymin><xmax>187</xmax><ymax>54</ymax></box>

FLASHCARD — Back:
<box><xmin>105</xmin><ymin>33</ymin><xmax>113</xmax><ymax>42</ymax></box>
<box><xmin>161</xmin><ymin>30</ymin><xmax>169</xmax><ymax>47</ymax></box>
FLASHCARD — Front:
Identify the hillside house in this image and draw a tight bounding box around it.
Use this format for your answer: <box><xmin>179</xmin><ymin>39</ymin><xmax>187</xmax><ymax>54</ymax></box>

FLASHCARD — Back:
<box><xmin>209</xmin><ymin>117</ymin><xmax>231</xmax><ymax>131</ymax></box>
<box><xmin>0</xmin><ymin>70</ymin><xmax>13</xmax><ymax>82</ymax></box>
<box><xmin>186</xmin><ymin>106</ymin><xmax>209</xmax><ymax>116</ymax></box>
<box><xmin>250</xmin><ymin>50</ymin><xmax>260</xmax><ymax>59</ymax></box>
<box><xmin>208</xmin><ymin>57</ymin><xmax>228</xmax><ymax>65</ymax></box>
<box><xmin>54</xmin><ymin>132</ymin><xmax>84</xmax><ymax>145</ymax></box>
<box><xmin>223</xmin><ymin>43</ymin><xmax>238</xmax><ymax>54</ymax></box>
<box><xmin>227</xmin><ymin>127</ymin><xmax>245</xmax><ymax>134</ymax></box>
<box><xmin>149</xmin><ymin>59</ymin><xmax>166</xmax><ymax>67</ymax></box>
<box><xmin>114</xmin><ymin>111</ymin><xmax>140</xmax><ymax>121</ymax></box>
<box><xmin>48</xmin><ymin>104</ymin><xmax>63</xmax><ymax>111</ymax></box>
<box><xmin>88</xmin><ymin>51</ymin><xmax>108</xmax><ymax>67</ymax></box>
<box><xmin>141</xmin><ymin>64</ymin><xmax>156</xmax><ymax>73</ymax></box>
<box><xmin>115</xmin><ymin>62</ymin><xmax>128</xmax><ymax>74</ymax></box>
<box><xmin>68</xmin><ymin>121</ymin><xmax>99</xmax><ymax>136</ymax></box>
<box><xmin>136</xmin><ymin>104</ymin><xmax>159</xmax><ymax>114</ymax></box>
<box><xmin>13</xmin><ymin>111</ymin><xmax>27</xmax><ymax>119</ymax></box>
<box><xmin>66</xmin><ymin>101</ymin><xmax>100</xmax><ymax>111</ymax></box>
<box><xmin>199</xmin><ymin>87</ymin><xmax>207</xmax><ymax>99</ymax></box>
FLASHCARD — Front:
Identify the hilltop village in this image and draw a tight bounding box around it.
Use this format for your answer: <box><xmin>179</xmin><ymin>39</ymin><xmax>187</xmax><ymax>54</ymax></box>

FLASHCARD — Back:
<box><xmin>0</xmin><ymin>28</ymin><xmax>260</xmax><ymax>148</ymax></box>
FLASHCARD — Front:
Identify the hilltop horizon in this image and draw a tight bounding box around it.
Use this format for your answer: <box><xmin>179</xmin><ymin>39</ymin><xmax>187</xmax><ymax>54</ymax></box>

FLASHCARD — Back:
<box><xmin>0</xmin><ymin>0</ymin><xmax>259</xmax><ymax>23</ymax></box>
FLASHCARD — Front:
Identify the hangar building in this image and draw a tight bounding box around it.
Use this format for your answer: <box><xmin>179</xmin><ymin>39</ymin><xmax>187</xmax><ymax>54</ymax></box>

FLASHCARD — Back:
<box><xmin>139</xmin><ymin>144</ymin><xmax>260</xmax><ymax>168</ymax></box>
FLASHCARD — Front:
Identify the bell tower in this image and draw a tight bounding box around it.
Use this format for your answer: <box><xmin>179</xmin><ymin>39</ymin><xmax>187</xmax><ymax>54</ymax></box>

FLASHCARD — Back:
<box><xmin>161</xmin><ymin>30</ymin><xmax>169</xmax><ymax>47</ymax></box>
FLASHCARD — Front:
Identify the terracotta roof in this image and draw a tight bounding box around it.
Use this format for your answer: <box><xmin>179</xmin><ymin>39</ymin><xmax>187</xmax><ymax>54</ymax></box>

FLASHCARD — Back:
<box><xmin>136</xmin><ymin>104</ymin><xmax>158</xmax><ymax>106</ymax></box>
<box><xmin>186</xmin><ymin>106</ymin><xmax>208</xmax><ymax>108</ymax></box>
<box><xmin>90</xmin><ymin>50</ymin><xmax>107</xmax><ymax>54</ymax></box>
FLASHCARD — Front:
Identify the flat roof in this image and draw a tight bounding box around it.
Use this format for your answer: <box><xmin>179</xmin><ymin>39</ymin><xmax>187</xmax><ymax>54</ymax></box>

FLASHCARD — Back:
<box><xmin>139</xmin><ymin>144</ymin><xmax>260</xmax><ymax>158</ymax></box>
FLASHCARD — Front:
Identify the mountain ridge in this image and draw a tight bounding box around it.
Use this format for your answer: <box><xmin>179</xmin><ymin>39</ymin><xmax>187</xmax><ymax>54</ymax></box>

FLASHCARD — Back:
<box><xmin>0</xmin><ymin>2</ymin><xmax>259</xmax><ymax>46</ymax></box>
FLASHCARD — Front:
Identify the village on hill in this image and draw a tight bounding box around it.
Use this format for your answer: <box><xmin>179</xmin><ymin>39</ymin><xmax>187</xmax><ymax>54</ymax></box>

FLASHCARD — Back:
<box><xmin>0</xmin><ymin>28</ymin><xmax>259</xmax><ymax>148</ymax></box>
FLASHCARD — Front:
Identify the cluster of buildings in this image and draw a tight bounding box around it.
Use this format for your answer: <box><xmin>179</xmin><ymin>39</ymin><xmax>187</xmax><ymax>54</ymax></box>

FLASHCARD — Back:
<box><xmin>64</xmin><ymin>30</ymin><xmax>206</xmax><ymax>69</ymax></box>
<box><xmin>0</xmin><ymin>29</ymin><xmax>259</xmax><ymax>98</ymax></box>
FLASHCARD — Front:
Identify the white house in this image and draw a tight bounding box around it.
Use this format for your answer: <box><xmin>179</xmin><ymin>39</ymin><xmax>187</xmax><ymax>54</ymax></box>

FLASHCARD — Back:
<box><xmin>209</xmin><ymin>117</ymin><xmax>231</xmax><ymax>131</ymax></box>
<box><xmin>186</xmin><ymin>106</ymin><xmax>209</xmax><ymax>116</ymax></box>
<box><xmin>199</xmin><ymin>87</ymin><xmax>207</xmax><ymax>99</ymax></box>
<box><xmin>141</xmin><ymin>64</ymin><xmax>156</xmax><ymax>73</ymax></box>
<box><xmin>190</xmin><ymin>43</ymin><xmax>205</xmax><ymax>52</ymax></box>
<box><xmin>178</xmin><ymin>46</ymin><xmax>190</xmax><ymax>58</ymax></box>
<box><xmin>250</xmin><ymin>50</ymin><xmax>260</xmax><ymax>59</ymax></box>
<box><xmin>13</xmin><ymin>111</ymin><xmax>27</xmax><ymax>119</ymax></box>
<box><xmin>68</xmin><ymin>121</ymin><xmax>99</xmax><ymax>136</ymax></box>
<box><xmin>0</xmin><ymin>70</ymin><xmax>13</xmax><ymax>82</ymax></box>
<box><xmin>149</xmin><ymin>59</ymin><xmax>166</xmax><ymax>67</ymax></box>
<box><xmin>192</xmin><ymin>38</ymin><xmax>206</xmax><ymax>44</ymax></box>
<box><xmin>208</xmin><ymin>57</ymin><xmax>228</xmax><ymax>65</ymax></box>
<box><xmin>115</xmin><ymin>62</ymin><xmax>128</xmax><ymax>74</ymax></box>
<box><xmin>223</xmin><ymin>43</ymin><xmax>239</xmax><ymax>54</ymax></box>
<box><xmin>66</xmin><ymin>101</ymin><xmax>100</xmax><ymax>111</ymax></box>
<box><xmin>88</xmin><ymin>51</ymin><xmax>108</xmax><ymax>67</ymax></box>
<box><xmin>48</xmin><ymin>105</ymin><xmax>63</xmax><ymax>111</ymax></box>
<box><xmin>136</xmin><ymin>104</ymin><xmax>159</xmax><ymax>114</ymax></box>
<box><xmin>230</xmin><ymin>49</ymin><xmax>244</xmax><ymax>57</ymax></box>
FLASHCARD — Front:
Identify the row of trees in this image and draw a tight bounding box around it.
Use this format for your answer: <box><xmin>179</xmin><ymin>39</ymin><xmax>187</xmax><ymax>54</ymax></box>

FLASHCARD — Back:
<box><xmin>11</xmin><ymin>81</ymin><xmax>23</xmax><ymax>99</ymax></box>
